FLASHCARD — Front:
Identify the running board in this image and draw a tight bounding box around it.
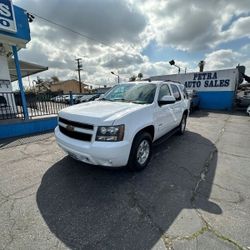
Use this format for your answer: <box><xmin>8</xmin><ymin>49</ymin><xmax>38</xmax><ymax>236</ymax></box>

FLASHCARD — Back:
<box><xmin>153</xmin><ymin>127</ymin><xmax>179</xmax><ymax>147</ymax></box>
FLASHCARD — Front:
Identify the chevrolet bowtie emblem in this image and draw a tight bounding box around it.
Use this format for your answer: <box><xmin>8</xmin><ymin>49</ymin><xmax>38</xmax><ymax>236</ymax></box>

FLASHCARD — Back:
<box><xmin>66</xmin><ymin>125</ymin><xmax>74</xmax><ymax>131</ymax></box>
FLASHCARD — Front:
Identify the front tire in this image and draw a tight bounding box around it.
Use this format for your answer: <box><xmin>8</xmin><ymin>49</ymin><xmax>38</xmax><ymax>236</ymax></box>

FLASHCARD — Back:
<box><xmin>126</xmin><ymin>132</ymin><xmax>152</xmax><ymax>171</ymax></box>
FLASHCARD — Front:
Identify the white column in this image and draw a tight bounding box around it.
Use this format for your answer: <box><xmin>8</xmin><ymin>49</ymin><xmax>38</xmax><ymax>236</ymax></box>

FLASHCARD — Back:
<box><xmin>0</xmin><ymin>53</ymin><xmax>12</xmax><ymax>92</ymax></box>
<box><xmin>0</xmin><ymin>46</ymin><xmax>16</xmax><ymax>114</ymax></box>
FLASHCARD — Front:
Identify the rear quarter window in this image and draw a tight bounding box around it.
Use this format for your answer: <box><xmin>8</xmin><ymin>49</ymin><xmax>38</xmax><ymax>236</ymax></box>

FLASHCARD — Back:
<box><xmin>170</xmin><ymin>84</ymin><xmax>182</xmax><ymax>101</ymax></box>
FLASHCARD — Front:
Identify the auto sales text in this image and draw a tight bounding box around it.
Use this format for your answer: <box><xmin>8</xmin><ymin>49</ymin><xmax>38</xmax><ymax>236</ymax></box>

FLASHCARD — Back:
<box><xmin>185</xmin><ymin>72</ymin><xmax>230</xmax><ymax>88</ymax></box>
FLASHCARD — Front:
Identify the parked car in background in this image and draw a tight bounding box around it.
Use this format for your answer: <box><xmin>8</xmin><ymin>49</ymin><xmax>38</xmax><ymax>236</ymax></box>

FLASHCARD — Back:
<box><xmin>74</xmin><ymin>95</ymin><xmax>83</xmax><ymax>104</ymax></box>
<box><xmin>51</xmin><ymin>95</ymin><xmax>70</xmax><ymax>103</ymax></box>
<box><xmin>78</xmin><ymin>94</ymin><xmax>100</xmax><ymax>103</ymax></box>
<box><xmin>236</xmin><ymin>91</ymin><xmax>250</xmax><ymax>107</ymax></box>
<box><xmin>187</xmin><ymin>90</ymin><xmax>200</xmax><ymax>111</ymax></box>
<box><xmin>65</xmin><ymin>95</ymin><xmax>83</xmax><ymax>104</ymax></box>
<box><xmin>51</xmin><ymin>95</ymin><xmax>65</xmax><ymax>103</ymax></box>
<box><xmin>247</xmin><ymin>105</ymin><xmax>250</xmax><ymax>116</ymax></box>
<box><xmin>50</xmin><ymin>96</ymin><xmax>56</xmax><ymax>102</ymax></box>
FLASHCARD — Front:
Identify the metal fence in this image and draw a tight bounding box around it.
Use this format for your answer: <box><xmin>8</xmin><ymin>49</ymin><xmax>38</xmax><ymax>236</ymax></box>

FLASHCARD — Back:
<box><xmin>0</xmin><ymin>92</ymin><xmax>70</xmax><ymax>120</ymax></box>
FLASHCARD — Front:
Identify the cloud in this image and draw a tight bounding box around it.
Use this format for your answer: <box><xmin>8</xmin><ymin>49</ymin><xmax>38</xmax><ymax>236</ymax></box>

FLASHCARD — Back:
<box><xmin>221</xmin><ymin>16</ymin><xmax>250</xmax><ymax>42</ymax></box>
<box><xmin>16</xmin><ymin>0</ymin><xmax>147</xmax><ymax>45</ymax></box>
<box><xmin>101</xmin><ymin>52</ymin><xmax>146</xmax><ymax>68</ymax></box>
<box><xmin>139</xmin><ymin>0</ymin><xmax>250</xmax><ymax>51</ymax></box>
<box><xmin>204</xmin><ymin>49</ymin><xmax>242</xmax><ymax>70</ymax></box>
<box><xmin>12</xmin><ymin>0</ymin><xmax>250</xmax><ymax>88</ymax></box>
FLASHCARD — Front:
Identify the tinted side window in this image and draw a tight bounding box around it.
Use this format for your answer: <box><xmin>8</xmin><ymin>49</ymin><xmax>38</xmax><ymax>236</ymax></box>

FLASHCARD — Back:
<box><xmin>179</xmin><ymin>84</ymin><xmax>188</xmax><ymax>99</ymax></box>
<box><xmin>158</xmin><ymin>84</ymin><xmax>171</xmax><ymax>100</ymax></box>
<box><xmin>170</xmin><ymin>84</ymin><xmax>181</xmax><ymax>101</ymax></box>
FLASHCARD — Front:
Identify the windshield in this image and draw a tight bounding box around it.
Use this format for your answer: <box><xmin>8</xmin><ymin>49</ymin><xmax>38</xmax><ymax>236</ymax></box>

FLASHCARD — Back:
<box><xmin>102</xmin><ymin>83</ymin><xmax>156</xmax><ymax>104</ymax></box>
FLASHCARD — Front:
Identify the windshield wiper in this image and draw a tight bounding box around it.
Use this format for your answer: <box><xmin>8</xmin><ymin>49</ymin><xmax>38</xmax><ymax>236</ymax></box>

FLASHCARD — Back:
<box><xmin>112</xmin><ymin>98</ymin><xmax>128</xmax><ymax>102</ymax></box>
<box><xmin>131</xmin><ymin>100</ymin><xmax>147</xmax><ymax>104</ymax></box>
<box><xmin>100</xmin><ymin>97</ymin><xmax>113</xmax><ymax>101</ymax></box>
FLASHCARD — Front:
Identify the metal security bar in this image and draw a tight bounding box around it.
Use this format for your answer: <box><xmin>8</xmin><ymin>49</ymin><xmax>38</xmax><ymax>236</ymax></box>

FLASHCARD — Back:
<box><xmin>25</xmin><ymin>92</ymin><xmax>70</xmax><ymax>118</ymax></box>
<box><xmin>0</xmin><ymin>92</ymin><xmax>24</xmax><ymax>120</ymax></box>
<box><xmin>0</xmin><ymin>92</ymin><xmax>70</xmax><ymax>120</ymax></box>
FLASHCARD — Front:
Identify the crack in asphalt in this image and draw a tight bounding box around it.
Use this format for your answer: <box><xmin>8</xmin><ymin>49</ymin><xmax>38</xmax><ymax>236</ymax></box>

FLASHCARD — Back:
<box><xmin>0</xmin><ymin>185</ymin><xmax>39</xmax><ymax>250</ymax></box>
<box><xmin>3</xmin><ymin>200</ymin><xmax>17</xmax><ymax>250</ymax></box>
<box><xmin>220</xmin><ymin>150</ymin><xmax>250</xmax><ymax>160</ymax></box>
<box><xmin>191</xmin><ymin>114</ymin><xmax>229</xmax><ymax>202</ymax></box>
<box><xmin>189</xmin><ymin>115</ymin><xmax>246</xmax><ymax>250</ymax></box>
<box><xmin>127</xmin><ymin>115</ymin><xmax>246</xmax><ymax>249</ymax></box>
<box><xmin>0</xmin><ymin>133</ymin><xmax>54</xmax><ymax>150</ymax></box>
<box><xmin>127</xmin><ymin>180</ymin><xmax>174</xmax><ymax>250</ymax></box>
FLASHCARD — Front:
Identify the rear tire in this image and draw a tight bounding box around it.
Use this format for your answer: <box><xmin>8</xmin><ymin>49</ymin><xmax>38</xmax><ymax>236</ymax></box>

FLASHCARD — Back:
<box><xmin>178</xmin><ymin>113</ymin><xmax>187</xmax><ymax>135</ymax></box>
<box><xmin>126</xmin><ymin>132</ymin><xmax>152</xmax><ymax>171</ymax></box>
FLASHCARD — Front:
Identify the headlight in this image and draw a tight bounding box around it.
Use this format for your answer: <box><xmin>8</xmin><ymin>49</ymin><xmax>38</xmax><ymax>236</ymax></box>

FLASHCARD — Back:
<box><xmin>96</xmin><ymin>125</ymin><xmax>125</xmax><ymax>141</ymax></box>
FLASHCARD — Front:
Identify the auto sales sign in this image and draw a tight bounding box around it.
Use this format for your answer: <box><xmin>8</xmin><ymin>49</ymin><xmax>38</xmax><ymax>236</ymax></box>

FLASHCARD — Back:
<box><xmin>150</xmin><ymin>68</ymin><xmax>239</xmax><ymax>92</ymax></box>
<box><xmin>0</xmin><ymin>0</ymin><xmax>16</xmax><ymax>33</ymax></box>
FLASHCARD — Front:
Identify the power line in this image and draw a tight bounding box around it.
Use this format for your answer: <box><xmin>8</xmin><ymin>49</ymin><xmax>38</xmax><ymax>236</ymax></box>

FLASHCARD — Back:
<box><xmin>29</xmin><ymin>12</ymin><xmax>124</xmax><ymax>53</ymax></box>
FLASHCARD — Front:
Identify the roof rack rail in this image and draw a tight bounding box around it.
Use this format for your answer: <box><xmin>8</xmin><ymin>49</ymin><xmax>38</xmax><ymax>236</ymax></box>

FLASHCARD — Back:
<box><xmin>142</xmin><ymin>78</ymin><xmax>152</xmax><ymax>82</ymax></box>
<box><xmin>163</xmin><ymin>80</ymin><xmax>182</xmax><ymax>84</ymax></box>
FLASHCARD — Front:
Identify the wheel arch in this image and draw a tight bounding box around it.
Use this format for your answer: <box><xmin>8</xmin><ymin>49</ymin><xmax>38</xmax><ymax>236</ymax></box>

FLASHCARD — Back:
<box><xmin>133</xmin><ymin>125</ymin><xmax>155</xmax><ymax>142</ymax></box>
<box><xmin>183</xmin><ymin>109</ymin><xmax>189</xmax><ymax>117</ymax></box>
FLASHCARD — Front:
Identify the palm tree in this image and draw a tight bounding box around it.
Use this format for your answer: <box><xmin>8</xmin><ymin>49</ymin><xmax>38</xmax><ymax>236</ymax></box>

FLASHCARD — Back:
<box><xmin>138</xmin><ymin>73</ymin><xmax>143</xmax><ymax>80</ymax></box>
<box><xmin>198</xmin><ymin>60</ymin><xmax>205</xmax><ymax>72</ymax></box>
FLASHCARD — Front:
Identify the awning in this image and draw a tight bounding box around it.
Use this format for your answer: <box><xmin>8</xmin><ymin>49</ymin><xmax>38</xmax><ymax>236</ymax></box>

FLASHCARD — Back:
<box><xmin>7</xmin><ymin>59</ymin><xmax>48</xmax><ymax>82</ymax></box>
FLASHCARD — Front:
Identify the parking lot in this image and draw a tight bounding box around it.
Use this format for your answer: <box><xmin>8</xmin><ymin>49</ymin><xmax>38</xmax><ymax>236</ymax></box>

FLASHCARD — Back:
<box><xmin>0</xmin><ymin>111</ymin><xmax>250</xmax><ymax>250</ymax></box>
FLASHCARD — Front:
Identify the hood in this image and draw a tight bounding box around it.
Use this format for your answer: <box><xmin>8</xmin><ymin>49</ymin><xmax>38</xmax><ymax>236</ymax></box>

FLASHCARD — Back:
<box><xmin>59</xmin><ymin>101</ymin><xmax>148</xmax><ymax>125</ymax></box>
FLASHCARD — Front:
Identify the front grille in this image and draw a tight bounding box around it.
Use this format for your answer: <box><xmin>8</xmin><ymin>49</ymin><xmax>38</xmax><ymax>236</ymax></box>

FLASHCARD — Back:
<box><xmin>59</xmin><ymin>125</ymin><xmax>92</xmax><ymax>142</ymax></box>
<box><xmin>59</xmin><ymin>117</ymin><xmax>94</xmax><ymax>130</ymax></box>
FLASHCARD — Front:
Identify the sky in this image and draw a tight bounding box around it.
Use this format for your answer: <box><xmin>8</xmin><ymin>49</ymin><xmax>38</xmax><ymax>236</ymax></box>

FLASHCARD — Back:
<box><xmin>13</xmin><ymin>0</ymin><xmax>250</xmax><ymax>87</ymax></box>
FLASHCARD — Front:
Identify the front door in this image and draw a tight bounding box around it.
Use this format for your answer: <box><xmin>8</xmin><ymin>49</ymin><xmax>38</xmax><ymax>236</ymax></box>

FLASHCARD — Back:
<box><xmin>154</xmin><ymin>84</ymin><xmax>176</xmax><ymax>140</ymax></box>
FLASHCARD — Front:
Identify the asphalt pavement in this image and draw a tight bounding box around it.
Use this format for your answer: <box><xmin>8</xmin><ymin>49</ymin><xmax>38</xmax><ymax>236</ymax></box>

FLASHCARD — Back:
<box><xmin>0</xmin><ymin>111</ymin><xmax>250</xmax><ymax>250</ymax></box>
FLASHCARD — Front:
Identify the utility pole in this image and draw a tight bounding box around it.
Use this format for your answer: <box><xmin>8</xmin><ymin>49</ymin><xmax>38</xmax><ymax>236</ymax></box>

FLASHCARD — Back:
<box><xmin>75</xmin><ymin>58</ymin><xmax>83</xmax><ymax>93</ymax></box>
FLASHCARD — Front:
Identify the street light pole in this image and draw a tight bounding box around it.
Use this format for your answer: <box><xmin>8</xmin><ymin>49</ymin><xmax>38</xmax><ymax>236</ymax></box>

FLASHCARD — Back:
<box><xmin>111</xmin><ymin>71</ymin><xmax>120</xmax><ymax>84</ymax></box>
<box><xmin>169</xmin><ymin>60</ymin><xmax>181</xmax><ymax>74</ymax></box>
<box><xmin>175</xmin><ymin>65</ymin><xmax>181</xmax><ymax>74</ymax></box>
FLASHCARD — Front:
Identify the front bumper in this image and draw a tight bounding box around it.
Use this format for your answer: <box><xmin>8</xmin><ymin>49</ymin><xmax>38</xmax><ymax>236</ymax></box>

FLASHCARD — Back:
<box><xmin>54</xmin><ymin>126</ymin><xmax>131</xmax><ymax>167</ymax></box>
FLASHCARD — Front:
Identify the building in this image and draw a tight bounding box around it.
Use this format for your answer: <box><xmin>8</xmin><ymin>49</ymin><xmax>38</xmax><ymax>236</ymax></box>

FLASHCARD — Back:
<box><xmin>50</xmin><ymin>79</ymin><xmax>89</xmax><ymax>94</ymax></box>
<box><xmin>150</xmin><ymin>68</ymin><xmax>240</xmax><ymax>110</ymax></box>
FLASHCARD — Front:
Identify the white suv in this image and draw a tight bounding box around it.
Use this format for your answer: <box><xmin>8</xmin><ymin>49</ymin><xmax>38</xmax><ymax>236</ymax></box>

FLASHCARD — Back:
<box><xmin>55</xmin><ymin>81</ymin><xmax>189</xmax><ymax>171</ymax></box>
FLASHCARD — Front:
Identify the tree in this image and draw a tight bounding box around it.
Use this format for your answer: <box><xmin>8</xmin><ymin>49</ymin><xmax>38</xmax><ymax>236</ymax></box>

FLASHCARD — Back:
<box><xmin>138</xmin><ymin>73</ymin><xmax>143</xmax><ymax>80</ymax></box>
<box><xmin>51</xmin><ymin>76</ymin><xmax>60</xmax><ymax>83</ymax></box>
<box><xmin>198</xmin><ymin>60</ymin><xmax>205</xmax><ymax>72</ymax></box>
<box><xmin>129</xmin><ymin>75</ymin><xmax>137</xmax><ymax>82</ymax></box>
<box><xmin>33</xmin><ymin>77</ymin><xmax>51</xmax><ymax>93</ymax></box>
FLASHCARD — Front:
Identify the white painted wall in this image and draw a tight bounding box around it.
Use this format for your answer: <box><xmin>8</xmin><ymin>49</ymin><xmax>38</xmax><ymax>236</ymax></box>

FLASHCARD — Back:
<box><xmin>0</xmin><ymin>54</ymin><xmax>12</xmax><ymax>92</ymax></box>
<box><xmin>0</xmin><ymin>53</ymin><xmax>17</xmax><ymax>115</ymax></box>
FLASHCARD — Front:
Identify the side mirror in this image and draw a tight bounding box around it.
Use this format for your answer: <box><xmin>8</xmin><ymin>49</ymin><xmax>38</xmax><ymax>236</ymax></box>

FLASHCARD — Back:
<box><xmin>158</xmin><ymin>95</ymin><xmax>176</xmax><ymax>106</ymax></box>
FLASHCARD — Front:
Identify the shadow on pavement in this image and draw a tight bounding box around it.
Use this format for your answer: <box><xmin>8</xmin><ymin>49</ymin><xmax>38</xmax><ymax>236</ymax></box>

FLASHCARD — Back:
<box><xmin>36</xmin><ymin>131</ymin><xmax>221</xmax><ymax>250</ymax></box>
<box><xmin>0</xmin><ymin>132</ymin><xmax>53</xmax><ymax>149</ymax></box>
<box><xmin>190</xmin><ymin>109</ymin><xmax>248</xmax><ymax>118</ymax></box>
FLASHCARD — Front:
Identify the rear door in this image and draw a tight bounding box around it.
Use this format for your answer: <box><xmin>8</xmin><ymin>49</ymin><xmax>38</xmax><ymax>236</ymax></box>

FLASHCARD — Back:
<box><xmin>170</xmin><ymin>84</ymin><xmax>183</xmax><ymax>126</ymax></box>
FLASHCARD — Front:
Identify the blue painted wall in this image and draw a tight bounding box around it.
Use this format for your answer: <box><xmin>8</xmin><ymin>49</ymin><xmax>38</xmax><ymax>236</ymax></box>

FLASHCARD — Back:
<box><xmin>0</xmin><ymin>117</ymin><xmax>57</xmax><ymax>139</ymax></box>
<box><xmin>197</xmin><ymin>91</ymin><xmax>235</xmax><ymax>110</ymax></box>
